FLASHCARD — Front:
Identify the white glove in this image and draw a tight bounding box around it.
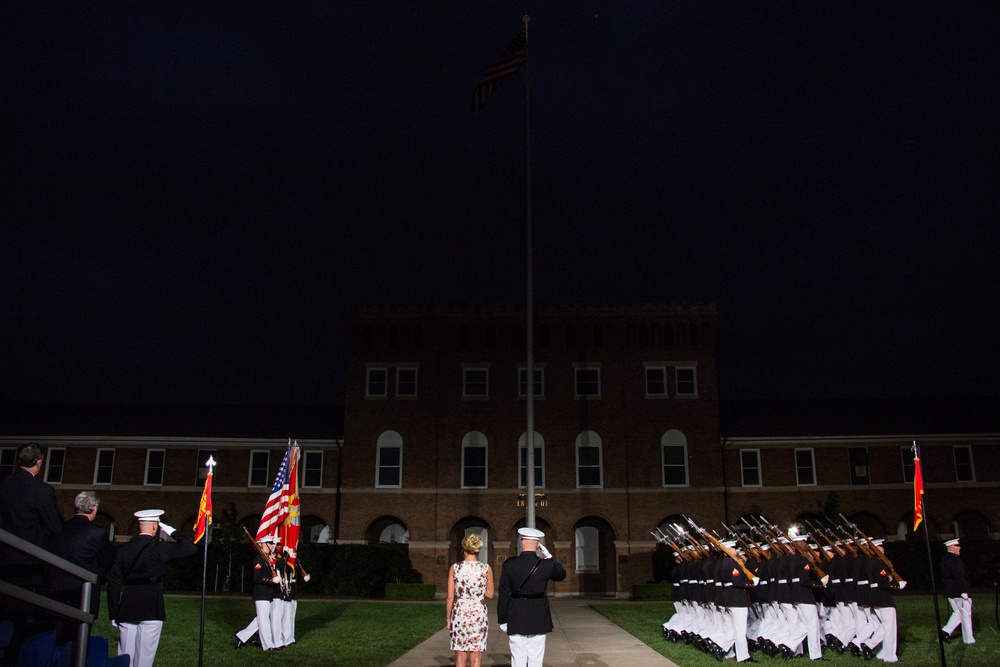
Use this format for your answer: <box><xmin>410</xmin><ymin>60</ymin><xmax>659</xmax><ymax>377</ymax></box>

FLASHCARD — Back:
<box><xmin>897</xmin><ymin>580</ymin><xmax>907</xmax><ymax>590</ymax></box>
<box><xmin>751</xmin><ymin>576</ymin><xmax>760</xmax><ymax>587</ymax></box>
<box><xmin>537</xmin><ymin>544</ymin><xmax>552</xmax><ymax>559</ymax></box>
<box><xmin>272</xmin><ymin>576</ymin><xmax>281</xmax><ymax>584</ymax></box>
<box><xmin>158</xmin><ymin>522</ymin><xmax>176</xmax><ymax>537</ymax></box>
<box><xmin>499</xmin><ymin>623</ymin><xmax>508</xmax><ymax>634</ymax></box>
<box><xmin>961</xmin><ymin>593</ymin><xmax>968</xmax><ymax>599</ymax></box>
<box><xmin>111</xmin><ymin>620</ymin><xmax>118</xmax><ymax>628</ymax></box>
<box><xmin>303</xmin><ymin>574</ymin><xmax>311</xmax><ymax>582</ymax></box>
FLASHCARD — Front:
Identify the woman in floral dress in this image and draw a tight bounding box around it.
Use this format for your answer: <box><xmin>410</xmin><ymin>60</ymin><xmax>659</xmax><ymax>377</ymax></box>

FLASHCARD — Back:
<box><xmin>446</xmin><ymin>533</ymin><xmax>495</xmax><ymax>667</ymax></box>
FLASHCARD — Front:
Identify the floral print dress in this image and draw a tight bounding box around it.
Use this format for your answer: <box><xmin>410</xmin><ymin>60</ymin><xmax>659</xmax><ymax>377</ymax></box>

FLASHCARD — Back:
<box><xmin>450</xmin><ymin>560</ymin><xmax>489</xmax><ymax>651</ymax></box>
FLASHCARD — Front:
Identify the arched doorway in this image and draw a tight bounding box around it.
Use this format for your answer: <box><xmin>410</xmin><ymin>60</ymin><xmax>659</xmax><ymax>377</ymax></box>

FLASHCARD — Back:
<box><xmin>449</xmin><ymin>517</ymin><xmax>491</xmax><ymax>565</ymax></box>
<box><xmin>952</xmin><ymin>509</ymin><xmax>992</xmax><ymax>540</ymax></box>
<box><xmin>366</xmin><ymin>516</ymin><xmax>410</xmax><ymax>556</ymax></box>
<box><xmin>573</xmin><ymin>516</ymin><xmax>616</xmax><ymax>595</ymax></box>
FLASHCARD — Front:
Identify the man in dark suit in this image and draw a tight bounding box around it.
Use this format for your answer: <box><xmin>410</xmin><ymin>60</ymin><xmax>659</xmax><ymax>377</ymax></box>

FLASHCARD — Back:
<box><xmin>498</xmin><ymin>527</ymin><xmax>566</xmax><ymax>667</ymax></box>
<box><xmin>0</xmin><ymin>443</ymin><xmax>63</xmax><ymax>586</ymax></box>
<box><xmin>49</xmin><ymin>491</ymin><xmax>114</xmax><ymax>619</ymax></box>
<box><xmin>107</xmin><ymin>509</ymin><xmax>196</xmax><ymax>667</ymax></box>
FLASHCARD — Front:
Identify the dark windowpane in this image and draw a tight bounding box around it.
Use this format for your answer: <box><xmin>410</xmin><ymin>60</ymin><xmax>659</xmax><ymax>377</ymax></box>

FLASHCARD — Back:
<box><xmin>95</xmin><ymin>450</ymin><xmax>115</xmax><ymax>484</ymax></box>
<box><xmin>578</xmin><ymin>467</ymin><xmax>601</xmax><ymax>486</ymax></box>
<box><xmin>578</xmin><ymin>446</ymin><xmax>600</xmax><ymax>466</ymax></box>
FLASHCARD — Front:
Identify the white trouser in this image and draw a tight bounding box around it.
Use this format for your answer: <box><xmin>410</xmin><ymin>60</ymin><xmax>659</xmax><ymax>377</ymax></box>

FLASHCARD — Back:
<box><xmin>728</xmin><ymin>607</ymin><xmax>750</xmax><ymax>661</ymax></box>
<box><xmin>237</xmin><ymin>600</ymin><xmax>276</xmax><ymax>650</ymax></box>
<box><xmin>775</xmin><ymin>603</ymin><xmax>807</xmax><ymax>653</ymax></box>
<box><xmin>271</xmin><ymin>599</ymin><xmax>290</xmax><ymax>647</ymax></box>
<box><xmin>874</xmin><ymin>607</ymin><xmax>897</xmax><ymax>662</ymax></box>
<box><xmin>508</xmin><ymin>634</ymin><xmax>546</xmax><ymax>667</ymax></box>
<box><xmin>943</xmin><ymin>597</ymin><xmax>975</xmax><ymax>643</ymax></box>
<box><xmin>288</xmin><ymin>599</ymin><xmax>298</xmax><ymax>643</ymax></box>
<box><xmin>796</xmin><ymin>603</ymin><xmax>823</xmax><ymax>659</ymax></box>
<box><xmin>117</xmin><ymin>620</ymin><xmax>163</xmax><ymax>667</ymax></box>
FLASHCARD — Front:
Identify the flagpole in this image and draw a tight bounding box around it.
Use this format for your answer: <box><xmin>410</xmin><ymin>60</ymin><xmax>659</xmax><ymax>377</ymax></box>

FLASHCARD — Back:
<box><xmin>197</xmin><ymin>456</ymin><xmax>216</xmax><ymax>667</ymax></box>
<box><xmin>522</xmin><ymin>11</ymin><xmax>536</xmax><ymax>532</ymax></box>
<box><xmin>915</xmin><ymin>441</ymin><xmax>946</xmax><ymax>667</ymax></box>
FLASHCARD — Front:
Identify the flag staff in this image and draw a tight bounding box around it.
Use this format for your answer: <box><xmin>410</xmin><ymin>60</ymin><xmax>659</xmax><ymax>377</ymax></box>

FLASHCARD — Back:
<box><xmin>196</xmin><ymin>455</ymin><xmax>216</xmax><ymax>667</ymax></box>
<box><xmin>522</xmin><ymin>10</ymin><xmax>536</xmax><ymax>531</ymax></box>
<box><xmin>914</xmin><ymin>441</ymin><xmax>946</xmax><ymax>667</ymax></box>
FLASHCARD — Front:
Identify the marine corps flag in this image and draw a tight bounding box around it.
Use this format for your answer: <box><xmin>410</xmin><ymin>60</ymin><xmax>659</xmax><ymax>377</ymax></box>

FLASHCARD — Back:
<box><xmin>193</xmin><ymin>455</ymin><xmax>215</xmax><ymax>543</ymax></box>
<box><xmin>912</xmin><ymin>441</ymin><xmax>924</xmax><ymax>531</ymax></box>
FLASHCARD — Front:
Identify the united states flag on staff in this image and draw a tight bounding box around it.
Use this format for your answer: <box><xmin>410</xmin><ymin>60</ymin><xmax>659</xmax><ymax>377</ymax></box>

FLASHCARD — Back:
<box><xmin>256</xmin><ymin>440</ymin><xmax>299</xmax><ymax>542</ymax></box>
<box><xmin>473</xmin><ymin>29</ymin><xmax>526</xmax><ymax>112</ymax></box>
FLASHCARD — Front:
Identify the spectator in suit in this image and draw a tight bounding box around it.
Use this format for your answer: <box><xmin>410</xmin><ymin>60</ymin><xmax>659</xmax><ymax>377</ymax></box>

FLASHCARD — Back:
<box><xmin>49</xmin><ymin>491</ymin><xmax>114</xmax><ymax>619</ymax></box>
<box><xmin>497</xmin><ymin>527</ymin><xmax>566</xmax><ymax>667</ymax></box>
<box><xmin>107</xmin><ymin>509</ymin><xmax>196</xmax><ymax>667</ymax></box>
<box><xmin>0</xmin><ymin>442</ymin><xmax>63</xmax><ymax>581</ymax></box>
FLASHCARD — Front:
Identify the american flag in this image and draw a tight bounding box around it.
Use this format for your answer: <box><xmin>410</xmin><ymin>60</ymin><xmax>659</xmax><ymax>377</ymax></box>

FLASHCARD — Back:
<box><xmin>256</xmin><ymin>440</ymin><xmax>299</xmax><ymax>542</ymax></box>
<box><xmin>473</xmin><ymin>30</ymin><xmax>526</xmax><ymax>112</ymax></box>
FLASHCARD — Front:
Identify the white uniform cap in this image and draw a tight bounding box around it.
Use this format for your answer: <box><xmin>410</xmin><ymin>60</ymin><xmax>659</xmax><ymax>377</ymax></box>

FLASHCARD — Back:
<box><xmin>944</xmin><ymin>538</ymin><xmax>960</xmax><ymax>547</ymax></box>
<box><xmin>257</xmin><ymin>535</ymin><xmax>276</xmax><ymax>544</ymax></box>
<box><xmin>518</xmin><ymin>527</ymin><xmax>545</xmax><ymax>542</ymax></box>
<box><xmin>134</xmin><ymin>509</ymin><xmax>164</xmax><ymax>521</ymax></box>
<box><xmin>871</xmin><ymin>538</ymin><xmax>885</xmax><ymax>546</ymax></box>
<box><xmin>722</xmin><ymin>540</ymin><xmax>737</xmax><ymax>549</ymax></box>
<box><xmin>792</xmin><ymin>535</ymin><xmax>808</xmax><ymax>542</ymax></box>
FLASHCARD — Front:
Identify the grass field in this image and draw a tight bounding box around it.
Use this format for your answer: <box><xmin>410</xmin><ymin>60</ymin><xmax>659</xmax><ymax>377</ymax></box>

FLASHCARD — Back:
<box><xmin>86</xmin><ymin>594</ymin><xmax>1000</xmax><ymax>666</ymax></box>
<box><xmin>594</xmin><ymin>597</ymin><xmax>1000</xmax><ymax>667</ymax></box>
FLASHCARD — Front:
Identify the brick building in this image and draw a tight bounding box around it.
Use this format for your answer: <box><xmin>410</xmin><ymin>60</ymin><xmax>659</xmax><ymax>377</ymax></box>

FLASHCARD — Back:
<box><xmin>2</xmin><ymin>303</ymin><xmax>997</xmax><ymax>598</ymax></box>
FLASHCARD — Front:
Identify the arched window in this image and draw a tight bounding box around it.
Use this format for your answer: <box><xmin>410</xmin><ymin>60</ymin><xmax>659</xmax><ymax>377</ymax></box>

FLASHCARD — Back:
<box><xmin>462</xmin><ymin>431</ymin><xmax>488</xmax><ymax>488</ymax></box>
<box><xmin>576</xmin><ymin>431</ymin><xmax>603</xmax><ymax>488</ymax></box>
<box><xmin>661</xmin><ymin>429</ymin><xmax>689</xmax><ymax>486</ymax></box>
<box><xmin>376</xmin><ymin>430</ymin><xmax>403</xmax><ymax>488</ymax></box>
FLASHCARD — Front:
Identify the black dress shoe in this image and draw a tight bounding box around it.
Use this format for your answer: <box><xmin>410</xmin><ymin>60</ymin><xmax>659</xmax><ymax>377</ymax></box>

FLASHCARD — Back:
<box><xmin>779</xmin><ymin>645</ymin><xmax>795</xmax><ymax>660</ymax></box>
<box><xmin>848</xmin><ymin>643</ymin><xmax>861</xmax><ymax>658</ymax></box>
<box><xmin>234</xmin><ymin>635</ymin><xmax>244</xmax><ymax>649</ymax></box>
<box><xmin>939</xmin><ymin>630</ymin><xmax>952</xmax><ymax>644</ymax></box>
<box><xmin>738</xmin><ymin>657</ymin><xmax>758</xmax><ymax>663</ymax></box>
<box><xmin>861</xmin><ymin>644</ymin><xmax>874</xmax><ymax>661</ymax></box>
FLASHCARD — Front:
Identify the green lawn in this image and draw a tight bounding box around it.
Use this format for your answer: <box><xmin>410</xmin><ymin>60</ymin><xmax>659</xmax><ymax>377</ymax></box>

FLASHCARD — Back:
<box><xmin>593</xmin><ymin>597</ymin><xmax>1000</xmax><ymax>667</ymax></box>
<box><xmin>91</xmin><ymin>595</ymin><xmax>445</xmax><ymax>667</ymax></box>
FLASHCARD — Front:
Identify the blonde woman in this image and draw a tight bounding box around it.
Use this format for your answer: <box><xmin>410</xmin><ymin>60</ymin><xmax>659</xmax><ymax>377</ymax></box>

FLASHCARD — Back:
<box><xmin>446</xmin><ymin>534</ymin><xmax>495</xmax><ymax>667</ymax></box>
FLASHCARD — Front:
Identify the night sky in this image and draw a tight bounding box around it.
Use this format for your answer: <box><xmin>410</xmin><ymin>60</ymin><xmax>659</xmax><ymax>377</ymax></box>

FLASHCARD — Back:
<box><xmin>3</xmin><ymin>2</ymin><xmax>998</xmax><ymax>406</ymax></box>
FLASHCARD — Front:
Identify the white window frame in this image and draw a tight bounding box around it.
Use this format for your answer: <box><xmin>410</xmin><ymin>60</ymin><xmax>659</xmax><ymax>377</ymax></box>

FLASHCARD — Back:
<box><xmin>518</xmin><ymin>366</ymin><xmax>545</xmax><ymax>399</ymax></box>
<box><xmin>575</xmin><ymin>430</ymin><xmax>604</xmax><ymax>488</ymax></box>
<box><xmin>795</xmin><ymin>448</ymin><xmax>816</xmax><ymax>486</ymax></box>
<box><xmin>900</xmin><ymin>446</ymin><xmax>916</xmax><ymax>483</ymax></box>
<box><xmin>661</xmin><ymin>429</ymin><xmax>689</xmax><ymax>487</ymax></box>
<box><xmin>953</xmin><ymin>445</ymin><xmax>975</xmax><ymax>482</ymax></box>
<box><xmin>0</xmin><ymin>447</ymin><xmax>16</xmax><ymax>476</ymax></box>
<box><xmin>376</xmin><ymin>431</ymin><xmax>403</xmax><ymax>488</ymax></box>
<box><xmin>645</xmin><ymin>365</ymin><xmax>668</xmax><ymax>397</ymax></box>
<box><xmin>461</xmin><ymin>431</ymin><xmax>488</xmax><ymax>489</ymax></box>
<box><xmin>144</xmin><ymin>449</ymin><xmax>166</xmax><ymax>486</ymax></box>
<box><xmin>463</xmin><ymin>367</ymin><xmax>489</xmax><ymax>399</ymax></box>
<box><xmin>366</xmin><ymin>367</ymin><xmax>388</xmax><ymax>397</ymax></box>
<box><xmin>396</xmin><ymin>367</ymin><xmax>418</xmax><ymax>398</ymax></box>
<box><xmin>675</xmin><ymin>366</ymin><xmax>698</xmax><ymax>397</ymax></box>
<box><xmin>740</xmin><ymin>449</ymin><xmax>761</xmax><ymax>487</ymax></box>
<box><xmin>302</xmin><ymin>450</ymin><xmax>324</xmax><ymax>489</ymax></box>
<box><xmin>94</xmin><ymin>448</ymin><xmax>115</xmax><ymax>485</ymax></box>
<box><xmin>574</xmin><ymin>366</ymin><xmax>601</xmax><ymax>399</ymax></box>
<box><xmin>248</xmin><ymin>450</ymin><xmax>270</xmax><ymax>488</ymax></box>
<box><xmin>44</xmin><ymin>447</ymin><xmax>66</xmax><ymax>484</ymax></box>
<box><xmin>518</xmin><ymin>431</ymin><xmax>546</xmax><ymax>489</ymax></box>
<box><xmin>575</xmin><ymin>526</ymin><xmax>600</xmax><ymax>572</ymax></box>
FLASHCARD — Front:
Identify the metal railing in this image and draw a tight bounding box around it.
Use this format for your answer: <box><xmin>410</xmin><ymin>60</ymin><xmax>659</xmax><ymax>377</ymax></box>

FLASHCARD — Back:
<box><xmin>0</xmin><ymin>527</ymin><xmax>97</xmax><ymax>667</ymax></box>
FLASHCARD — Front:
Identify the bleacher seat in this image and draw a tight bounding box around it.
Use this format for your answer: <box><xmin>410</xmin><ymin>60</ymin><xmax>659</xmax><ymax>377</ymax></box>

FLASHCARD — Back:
<box><xmin>13</xmin><ymin>629</ymin><xmax>55</xmax><ymax>667</ymax></box>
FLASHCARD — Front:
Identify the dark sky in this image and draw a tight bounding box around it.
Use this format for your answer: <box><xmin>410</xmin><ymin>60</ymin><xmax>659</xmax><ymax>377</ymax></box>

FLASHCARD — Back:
<box><xmin>3</xmin><ymin>2</ymin><xmax>998</xmax><ymax>406</ymax></box>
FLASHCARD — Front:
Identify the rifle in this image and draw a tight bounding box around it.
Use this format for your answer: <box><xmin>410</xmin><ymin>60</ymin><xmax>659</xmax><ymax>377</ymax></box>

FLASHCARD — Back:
<box><xmin>740</xmin><ymin>519</ymin><xmax>773</xmax><ymax>560</ymax></box>
<box><xmin>779</xmin><ymin>526</ymin><xmax>829</xmax><ymax>584</ymax></box>
<box><xmin>686</xmin><ymin>518</ymin><xmax>758</xmax><ymax>582</ymax></box>
<box><xmin>243</xmin><ymin>527</ymin><xmax>279</xmax><ymax>580</ymax></box>
<box><xmin>652</xmin><ymin>529</ymin><xmax>692</xmax><ymax>561</ymax></box>
<box><xmin>723</xmin><ymin>523</ymin><xmax>764</xmax><ymax>561</ymax></box>
<box><xmin>839</xmin><ymin>515</ymin><xmax>904</xmax><ymax>583</ymax></box>
<box><xmin>806</xmin><ymin>519</ymin><xmax>846</xmax><ymax>558</ymax></box>
<box><xmin>826</xmin><ymin>522</ymin><xmax>860</xmax><ymax>557</ymax></box>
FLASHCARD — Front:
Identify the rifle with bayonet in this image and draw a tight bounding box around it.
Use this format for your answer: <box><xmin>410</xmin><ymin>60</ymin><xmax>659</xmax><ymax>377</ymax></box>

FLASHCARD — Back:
<box><xmin>838</xmin><ymin>514</ymin><xmax>904</xmax><ymax>583</ymax></box>
<box><xmin>685</xmin><ymin>517</ymin><xmax>758</xmax><ymax>582</ymax></box>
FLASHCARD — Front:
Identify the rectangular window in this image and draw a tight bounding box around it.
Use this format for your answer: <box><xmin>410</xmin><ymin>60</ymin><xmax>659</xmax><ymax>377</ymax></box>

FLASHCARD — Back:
<box><xmin>366</xmin><ymin>368</ymin><xmax>388</xmax><ymax>397</ymax></box>
<box><xmin>577</xmin><ymin>443</ymin><xmax>603</xmax><ymax>487</ymax></box>
<box><xmin>463</xmin><ymin>368</ymin><xmax>489</xmax><ymax>398</ymax></box>
<box><xmin>94</xmin><ymin>449</ymin><xmax>115</xmax><ymax>485</ymax></box>
<box><xmin>44</xmin><ymin>448</ymin><xmax>66</xmax><ymax>484</ymax></box>
<box><xmin>396</xmin><ymin>368</ymin><xmax>417</xmax><ymax>397</ymax></box>
<box><xmin>376</xmin><ymin>444</ymin><xmax>402</xmax><ymax>488</ymax></box>
<box><xmin>901</xmin><ymin>447</ymin><xmax>916</xmax><ymax>483</ymax></box>
<box><xmin>953</xmin><ymin>445</ymin><xmax>975</xmax><ymax>482</ymax></box>
<box><xmin>574</xmin><ymin>367</ymin><xmax>601</xmax><ymax>398</ymax></box>
<box><xmin>249</xmin><ymin>451</ymin><xmax>270</xmax><ymax>487</ymax></box>
<box><xmin>662</xmin><ymin>444</ymin><xmax>688</xmax><ymax>486</ymax></box>
<box><xmin>462</xmin><ymin>444</ymin><xmax>487</xmax><ymax>488</ymax></box>
<box><xmin>645</xmin><ymin>366</ymin><xmax>667</xmax><ymax>397</ymax></box>
<box><xmin>196</xmin><ymin>449</ymin><xmax>217</xmax><ymax>485</ymax></box>
<box><xmin>519</xmin><ymin>444</ymin><xmax>545</xmax><ymax>488</ymax></box>
<box><xmin>795</xmin><ymin>448</ymin><xmax>816</xmax><ymax>486</ymax></box>
<box><xmin>1</xmin><ymin>447</ymin><xmax>17</xmax><ymax>475</ymax></box>
<box><xmin>518</xmin><ymin>368</ymin><xmax>544</xmax><ymax>398</ymax></box>
<box><xmin>675</xmin><ymin>367</ymin><xmax>698</xmax><ymax>397</ymax></box>
<box><xmin>849</xmin><ymin>447</ymin><xmax>870</xmax><ymax>485</ymax></box>
<box><xmin>302</xmin><ymin>451</ymin><xmax>323</xmax><ymax>488</ymax></box>
<box><xmin>145</xmin><ymin>449</ymin><xmax>165</xmax><ymax>486</ymax></box>
<box><xmin>741</xmin><ymin>449</ymin><xmax>761</xmax><ymax>486</ymax></box>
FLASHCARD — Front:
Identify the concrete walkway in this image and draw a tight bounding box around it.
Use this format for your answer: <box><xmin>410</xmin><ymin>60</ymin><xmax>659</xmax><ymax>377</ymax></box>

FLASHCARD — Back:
<box><xmin>388</xmin><ymin>597</ymin><xmax>678</xmax><ymax>667</ymax></box>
